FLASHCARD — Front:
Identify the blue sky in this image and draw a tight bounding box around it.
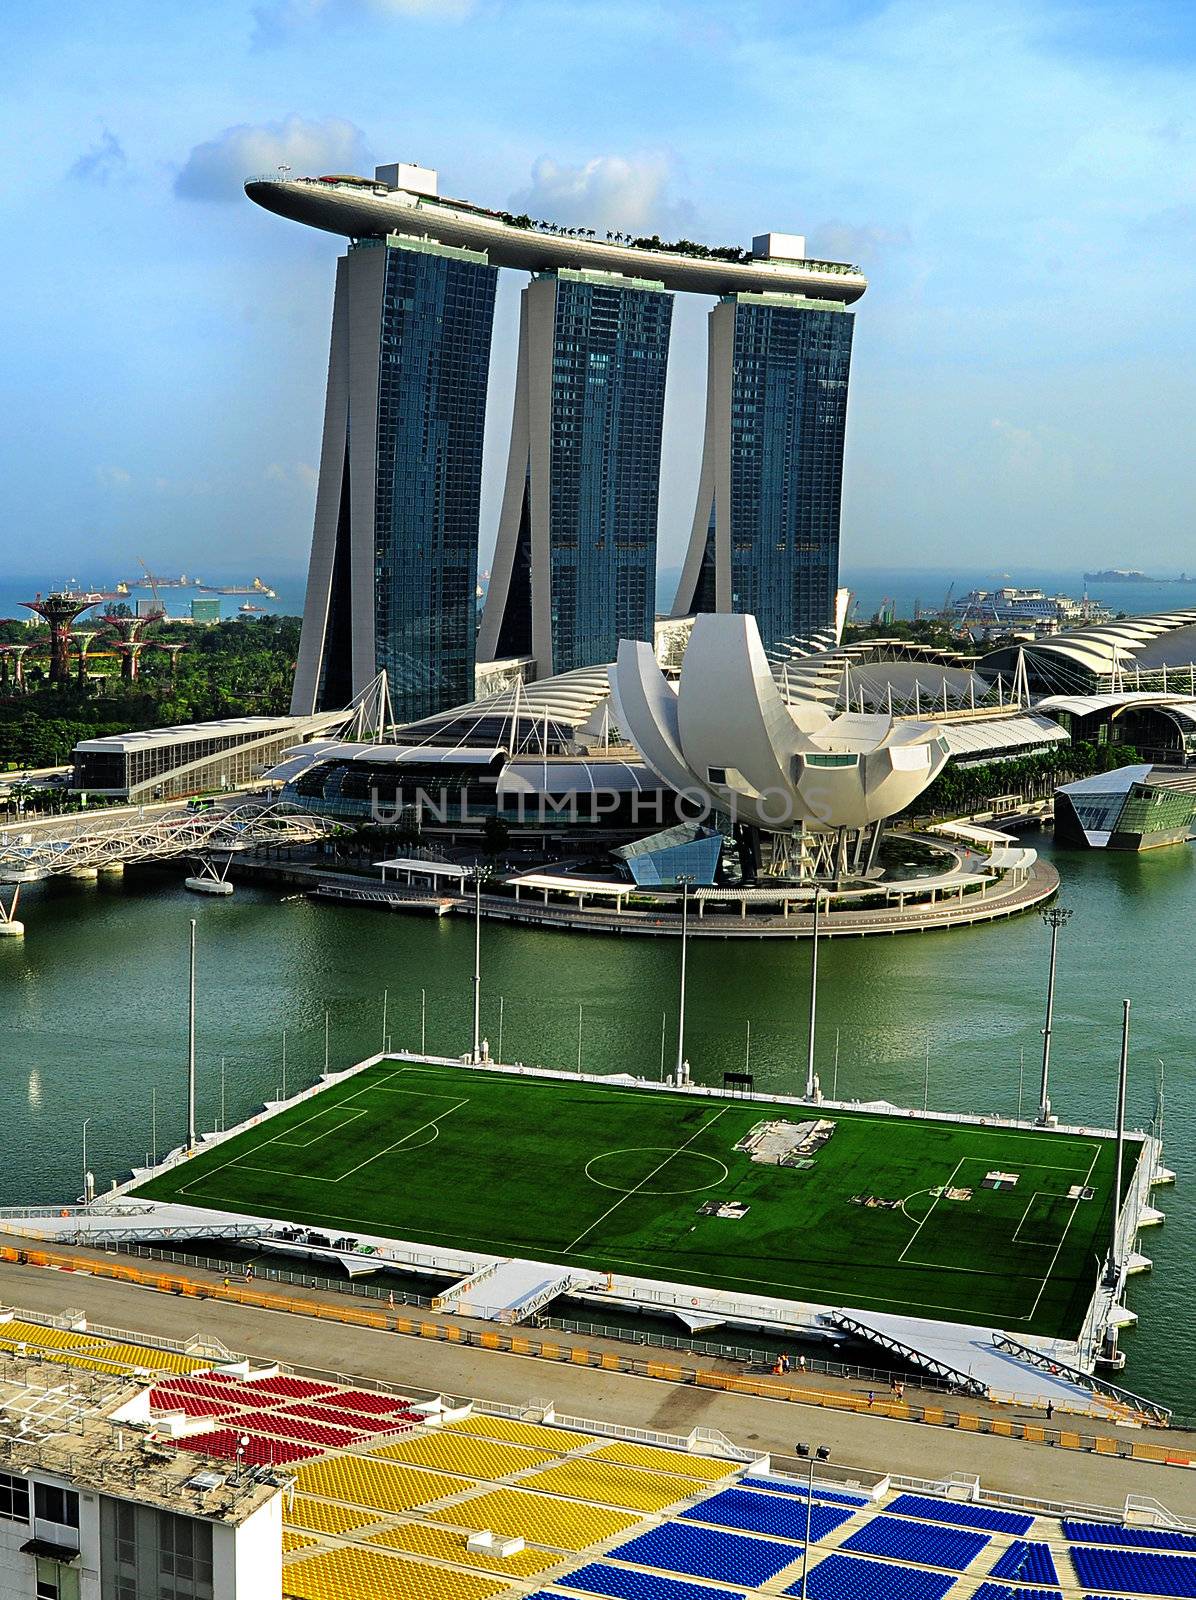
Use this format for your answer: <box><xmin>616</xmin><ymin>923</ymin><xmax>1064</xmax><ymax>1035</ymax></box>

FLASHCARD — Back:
<box><xmin>4</xmin><ymin>0</ymin><xmax>1196</xmax><ymax>583</ymax></box>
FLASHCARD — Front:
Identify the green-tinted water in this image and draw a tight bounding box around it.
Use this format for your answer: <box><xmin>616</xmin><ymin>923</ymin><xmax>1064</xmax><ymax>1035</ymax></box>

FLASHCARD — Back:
<box><xmin>0</xmin><ymin>837</ymin><xmax>1190</xmax><ymax>1410</ymax></box>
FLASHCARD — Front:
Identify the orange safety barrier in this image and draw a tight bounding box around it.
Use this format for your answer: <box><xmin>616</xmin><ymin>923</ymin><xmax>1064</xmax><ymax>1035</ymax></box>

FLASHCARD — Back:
<box><xmin>0</xmin><ymin>1243</ymin><xmax>1183</xmax><ymax>1465</ymax></box>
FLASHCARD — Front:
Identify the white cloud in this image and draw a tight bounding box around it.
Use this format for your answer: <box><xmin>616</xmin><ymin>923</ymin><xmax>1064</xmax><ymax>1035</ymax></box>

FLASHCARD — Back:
<box><xmin>252</xmin><ymin>0</ymin><xmax>472</xmax><ymax>47</ymax></box>
<box><xmin>174</xmin><ymin>115</ymin><xmax>370</xmax><ymax>202</ymax></box>
<box><xmin>95</xmin><ymin>465</ymin><xmax>132</xmax><ymax>489</ymax></box>
<box><xmin>68</xmin><ymin>129</ymin><xmax>127</xmax><ymax>186</ymax></box>
<box><xmin>265</xmin><ymin>461</ymin><xmax>319</xmax><ymax>491</ymax></box>
<box><xmin>509</xmin><ymin>153</ymin><xmax>696</xmax><ymax>237</ymax></box>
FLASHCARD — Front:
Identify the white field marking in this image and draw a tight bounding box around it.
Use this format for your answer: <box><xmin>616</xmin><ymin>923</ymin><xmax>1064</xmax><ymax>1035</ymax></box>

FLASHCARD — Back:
<box><xmin>898</xmin><ymin>1148</ymin><xmax>1101</xmax><ymax>1268</ymax></box>
<box><xmin>214</xmin><ymin>1102</ymin><xmax>465</xmax><ymax>1188</ymax></box>
<box><xmin>173</xmin><ymin>1065</ymin><xmax>432</xmax><ymax>1198</ymax></box>
<box><xmin>584</xmin><ymin>1148</ymin><xmax>729</xmax><ymax>1196</ymax></box>
<box><xmin>562</xmin><ymin>1108</ymin><xmax>730</xmax><ymax>1256</ymax></box>
<box><xmin>1011</xmin><ymin>1192</ymin><xmax>1073</xmax><ymax>1249</ymax></box>
<box><xmin>272</xmin><ymin>1109</ymin><xmax>368</xmax><ymax>1149</ymax></box>
<box><xmin>325</xmin><ymin>1098</ymin><xmax>469</xmax><ymax>1183</ymax></box>
<box><xmin>1027</xmin><ymin>1142</ymin><xmax>1103</xmax><ymax>1322</ymax></box>
<box><xmin>896</xmin><ymin>1159</ymin><xmax>965</xmax><ymax>1266</ymax></box>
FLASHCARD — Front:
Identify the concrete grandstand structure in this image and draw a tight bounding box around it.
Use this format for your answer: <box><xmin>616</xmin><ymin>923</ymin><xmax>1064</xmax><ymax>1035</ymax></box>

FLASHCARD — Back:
<box><xmin>0</xmin><ymin>1299</ymin><xmax>1189</xmax><ymax>1600</ymax></box>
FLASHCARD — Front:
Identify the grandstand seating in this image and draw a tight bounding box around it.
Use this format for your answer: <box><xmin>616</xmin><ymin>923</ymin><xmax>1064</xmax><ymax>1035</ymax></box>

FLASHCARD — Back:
<box><xmin>175</xmin><ymin>1429</ymin><xmax>319</xmax><ymax>1466</ymax></box>
<box><xmin>318</xmin><ymin>1388</ymin><xmax>420</xmax><ymax>1416</ymax></box>
<box><xmin>240</xmin><ymin>1374</ymin><xmax>335</xmax><ymax>1400</ymax></box>
<box><xmin>1069</xmin><ymin>1544</ymin><xmax>1196</xmax><ymax>1596</ymax></box>
<box><xmin>444</xmin><ymin>1415</ymin><xmax>600</xmax><ymax>1452</ymax></box>
<box><xmin>1064</xmin><ymin>1519</ymin><xmax>1196</xmax><ymax>1553</ymax></box>
<box><xmin>786</xmin><ymin>1553</ymin><xmax>957</xmax><ymax>1600</ymax></box>
<box><xmin>971</xmin><ymin>1586</ymin><xmax>1062</xmax><ymax>1600</ymax></box>
<box><xmin>528</xmin><ymin>1459</ymin><xmax>706</xmax><ymax>1513</ymax></box>
<box><xmin>375</xmin><ymin>1430</ymin><xmax>557</xmax><ymax>1480</ymax></box>
<box><xmin>887</xmin><ymin>1492</ymin><xmax>1034</xmax><ymax>1536</ymax></box>
<box><xmin>989</xmin><ymin>1540</ymin><xmax>1060</xmax><ymax>1584</ymax></box>
<box><xmin>296</xmin><ymin>1456</ymin><xmax>465</xmax><ymax>1514</ymax></box>
<box><xmin>557</xmin><ymin>1560</ymin><xmax>745</xmax><ymax>1600</ymax></box>
<box><xmin>369</xmin><ymin>1521</ymin><xmax>562</xmax><ymax>1577</ymax></box>
<box><xmin>286</xmin><ymin>1496</ymin><xmax>379</xmax><ymax>1536</ymax></box>
<box><xmin>840</xmin><ymin>1513</ymin><xmax>989</xmax><ymax>1571</ymax></box>
<box><xmin>282</xmin><ymin>1400</ymin><xmax>410</xmax><ymax>1434</ymax></box>
<box><xmin>232</xmin><ymin>1410</ymin><xmax>367</xmax><ymax>1449</ymax></box>
<box><xmin>681</xmin><ymin>1486</ymin><xmax>855</xmax><ymax>1542</ymax></box>
<box><xmin>588</xmin><ymin>1442</ymin><xmax>734</xmax><ymax>1480</ymax></box>
<box><xmin>431</xmin><ymin>1487</ymin><xmax>641</xmax><ymax>1551</ymax></box>
<box><xmin>608</xmin><ymin>1523</ymin><xmax>802</xmax><ymax>1586</ymax></box>
<box><xmin>281</xmin><ymin>1545</ymin><xmax>507</xmax><ymax>1600</ymax></box>
<box><xmin>738</xmin><ymin>1476</ymin><xmax>868</xmax><ymax>1507</ymax></box>
<box><xmin>148</xmin><ymin>1387</ymin><xmax>232</xmax><ymax>1418</ymax></box>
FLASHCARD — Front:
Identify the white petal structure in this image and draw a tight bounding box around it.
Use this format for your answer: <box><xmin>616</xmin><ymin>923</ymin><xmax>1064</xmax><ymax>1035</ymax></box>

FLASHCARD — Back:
<box><xmin>609</xmin><ymin>615</ymin><xmax>951</xmax><ymax>833</ymax></box>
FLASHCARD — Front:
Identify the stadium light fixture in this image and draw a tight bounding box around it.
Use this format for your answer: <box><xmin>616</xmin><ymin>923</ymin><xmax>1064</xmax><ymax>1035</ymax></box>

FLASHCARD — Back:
<box><xmin>795</xmin><ymin>1443</ymin><xmax>830</xmax><ymax>1598</ymax></box>
<box><xmin>1037</xmin><ymin>905</ymin><xmax>1073</xmax><ymax>1125</ymax></box>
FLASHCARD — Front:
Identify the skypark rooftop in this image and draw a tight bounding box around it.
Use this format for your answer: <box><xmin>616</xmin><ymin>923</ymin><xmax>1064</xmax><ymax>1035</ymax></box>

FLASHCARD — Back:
<box><xmin>245</xmin><ymin>168</ymin><xmax>869</xmax><ymax>302</ymax></box>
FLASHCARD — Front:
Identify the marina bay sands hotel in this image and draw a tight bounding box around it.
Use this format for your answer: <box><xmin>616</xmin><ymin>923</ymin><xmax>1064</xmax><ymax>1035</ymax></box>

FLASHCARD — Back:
<box><xmin>246</xmin><ymin>164</ymin><xmax>867</xmax><ymax>720</ymax></box>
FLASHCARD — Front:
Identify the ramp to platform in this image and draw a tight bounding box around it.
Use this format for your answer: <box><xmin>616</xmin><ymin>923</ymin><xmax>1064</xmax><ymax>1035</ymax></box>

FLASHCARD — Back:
<box><xmin>437</xmin><ymin>1258</ymin><xmax>599</xmax><ymax>1322</ymax></box>
<box><xmin>829</xmin><ymin>1308</ymin><xmax>1136</xmax><ymax>1422</ymax></box>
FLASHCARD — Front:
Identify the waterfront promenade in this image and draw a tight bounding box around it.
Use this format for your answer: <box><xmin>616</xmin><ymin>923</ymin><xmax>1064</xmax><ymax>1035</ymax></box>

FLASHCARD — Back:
<box><xmin>228</xmin><ymin>851</ymin><xmax>1059</xmax><ymax>939</ymax></box>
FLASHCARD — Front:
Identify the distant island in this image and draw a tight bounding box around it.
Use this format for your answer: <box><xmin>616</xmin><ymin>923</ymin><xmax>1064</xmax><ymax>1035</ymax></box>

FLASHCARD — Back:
<box><xmin>1083</xmin><ymin>568</ymin><xmax>1196</xmax><ymax>584</ymax></box>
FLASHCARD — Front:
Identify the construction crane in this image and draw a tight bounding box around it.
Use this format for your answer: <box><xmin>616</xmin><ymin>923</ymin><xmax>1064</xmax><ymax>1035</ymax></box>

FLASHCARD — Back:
<box><xmin>137</xmin><ymin>558</ymin><xmax>165</xmax><ymax>617</ymax></box>
<box><xmin>940</xmin><ymin>581</ymin><xmax>955</xmax><ymax>619</ymax></box>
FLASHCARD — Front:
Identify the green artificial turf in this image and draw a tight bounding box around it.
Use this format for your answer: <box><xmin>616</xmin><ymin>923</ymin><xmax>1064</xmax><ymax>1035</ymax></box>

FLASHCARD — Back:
<box><xmin>133</xmin><ymin>1061</ymin><xmax>1138</xmax><ymax>1340</ymax></box>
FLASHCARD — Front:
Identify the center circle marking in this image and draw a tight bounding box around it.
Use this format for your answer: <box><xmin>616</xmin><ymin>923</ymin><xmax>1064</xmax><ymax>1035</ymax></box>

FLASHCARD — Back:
<box><xmin>584</xmin><ymin>1147</ymin><xmax>730</xmax><ymax>1196</ymax></box>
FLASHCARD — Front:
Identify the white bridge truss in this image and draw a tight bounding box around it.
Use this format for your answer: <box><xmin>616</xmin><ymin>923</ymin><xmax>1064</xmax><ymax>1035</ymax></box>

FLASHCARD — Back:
<box><xmin>0</xmin><ymin>800</ymin><xmax>336</xmax><ymax>886</ymax></box>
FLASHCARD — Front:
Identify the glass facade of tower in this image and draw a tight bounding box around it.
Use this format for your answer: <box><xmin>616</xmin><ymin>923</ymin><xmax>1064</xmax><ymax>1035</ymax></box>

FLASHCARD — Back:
<box><xmin>728</xmin><ymin>295</ymin><xmax>853</xmax><ymax>652</ymax></box>
<box><xmin>374</xmin><ymin>238</ymin><xmax>498</xmax><ymax>720</ymax></box>
<box><xmin>548</xmin><ymin>273</ymin><xmax>673</xmax><ymax>673</ymax></box>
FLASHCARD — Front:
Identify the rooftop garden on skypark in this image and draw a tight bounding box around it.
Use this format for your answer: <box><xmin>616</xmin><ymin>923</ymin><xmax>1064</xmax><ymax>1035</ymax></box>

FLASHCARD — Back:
<box><xmin>287</xmin><ymin>173</ymin><xmax>863</xmax><ymax>274</ymax></box>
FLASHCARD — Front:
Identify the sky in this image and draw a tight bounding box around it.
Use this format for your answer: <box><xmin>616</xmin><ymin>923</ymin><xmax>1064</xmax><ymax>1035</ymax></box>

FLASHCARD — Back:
<box><xmin>4</xmin><ymin>0</ymin><xmax>1196</xmax><ymax>585</ymax></box>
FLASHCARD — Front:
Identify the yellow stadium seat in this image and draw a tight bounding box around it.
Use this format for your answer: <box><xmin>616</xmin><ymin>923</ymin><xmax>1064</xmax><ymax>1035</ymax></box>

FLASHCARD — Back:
<box><xmin>430</xmin><ymin>1487</ymin><xmax>641</xmax><ymax>1551</ymax></box>
<box><xmin>587</xmin><ymin>1442</ymin><xmax>735</xmax><ymax>1480</ymax></box>
<box><xmin>282</xmin><ymin>1545</ymin><xmax>506</xmax><ymax>1600</ymax></box>
<box><xmin>524</xmin><ymin>1458</ymin><xmax>705</xmax><ymax>1512</ymax></box>
<box><xmin>370</xmin><ymin>1520</ymin><xmax>562</xmax><ymax>1577</ymax></box>
<box><xmin>444</xmin><ymin>1415</ymin><xmax>595</xmax><ymax>1454</ymax></box>
<box><xmin>374</xmin><ymin>1432</ymin><xmax>556</xmax><ymax>1480</ymax></box>
<box><xmin>295</xmin><ymin>1456</ymin><xmax>467</xmax><ymax>1516</ymax></box>
<box><xmin>286</xmin><ymin>1496</ymin><xmax>380</xmax><ymax>1536</ymax></box>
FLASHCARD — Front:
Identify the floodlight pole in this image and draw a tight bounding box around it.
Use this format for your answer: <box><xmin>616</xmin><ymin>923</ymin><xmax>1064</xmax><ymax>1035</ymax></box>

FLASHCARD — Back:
<box><xmin>805</xmin><ymin>889</ymin><xmax>822</xmax><ymax>1102</ymax></box>
<box><xmin>675</xmin><ymin>876</ymin><xmax>695</xmax><ymax>1082</ymax></box>
<box><xmin>1104</xmin><ymin>998</ymin><xmax>1130</xmax><ymax>1288</ymax></box>
<box><xmin>187</xmin><ymin>919</ymin><xmax>197</xmax><ymax>1150</ymax></box>
<box><xmin>1037</xmin><ymin>906</ymin><xmax>1072</xmax><ymax>1124</ymax></box>
<box><xmin>471</xmin><ymin>874</ymin><xmax>482</xmax><ymax>1064</ymax></box>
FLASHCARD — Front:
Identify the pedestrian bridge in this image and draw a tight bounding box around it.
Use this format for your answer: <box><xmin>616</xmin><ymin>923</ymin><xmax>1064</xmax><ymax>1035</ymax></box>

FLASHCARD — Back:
<box><xmin>0</xmin><ymin>799</ymin><xmax>337</xmax><ymax>932</ymax></box>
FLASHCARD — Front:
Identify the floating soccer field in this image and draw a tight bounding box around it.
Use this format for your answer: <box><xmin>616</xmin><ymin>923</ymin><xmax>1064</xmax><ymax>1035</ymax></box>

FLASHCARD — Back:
<box><xmin>133</xmin><ymin>1061</ymin><xmax>1138</xmax><ymax>1341</ymax></box>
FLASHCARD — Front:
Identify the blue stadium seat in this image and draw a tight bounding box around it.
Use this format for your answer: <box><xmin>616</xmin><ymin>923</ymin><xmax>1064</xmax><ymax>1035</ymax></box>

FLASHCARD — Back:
<box><xmin>1071</xmin><ymin>1545</ymin><xmax>1196</xmax><ymax>1596</ymax></box>
<box><xmin>887</xmin><ymin>1492</ymin><xmax>1034</xmax><ymax>1536</ymax></box>
<box><xmin>784</xmin><ymin>1553</ymin><xmax>958</xmax><ymax>1600</ymax></box>
<box><xmin>971</xmin><ymin>1587</ymin><xmax>1061</xmax><ymax>1600</ymax></box>
<box><xmin>609</xmin><ymin>1523</ymin><xmax>801</xmax><ymax>1587</ymax></box>
<box><xmin>841</xmin><ymin>1514</ymin><xmax>989</xmax><ymax>1572</ymax></box>
<box><xmin>738</xmin><ymin>1476</ymin><xmax>869</xmax><ymax>1508</ymax></box>
<box><xmin>681</xmin><ymin>1488</ymin><xmax>854</xmax><ymax>1542</ymax></box>
<box><xmin>1065</xmin><ymin>1519</ymin><xmax>1196</xmax><ymax>1553</ymax></box>
<box><xmin>557</xmin><ymin>1564</ymin><xmax>745</xmax><ymax>1600</ymax></box>
<box><xmin>990</xmin><ymin>1541</ymin><xmax>1060</xmax><ymax>1584</ymax></box>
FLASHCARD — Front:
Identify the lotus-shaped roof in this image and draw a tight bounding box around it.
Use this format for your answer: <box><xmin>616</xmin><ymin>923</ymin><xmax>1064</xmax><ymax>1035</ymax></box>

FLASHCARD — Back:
<box><xmin>609</xmin><ymin>615</ymin><xmax>950</xmax><ymax>833</ymax></box>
